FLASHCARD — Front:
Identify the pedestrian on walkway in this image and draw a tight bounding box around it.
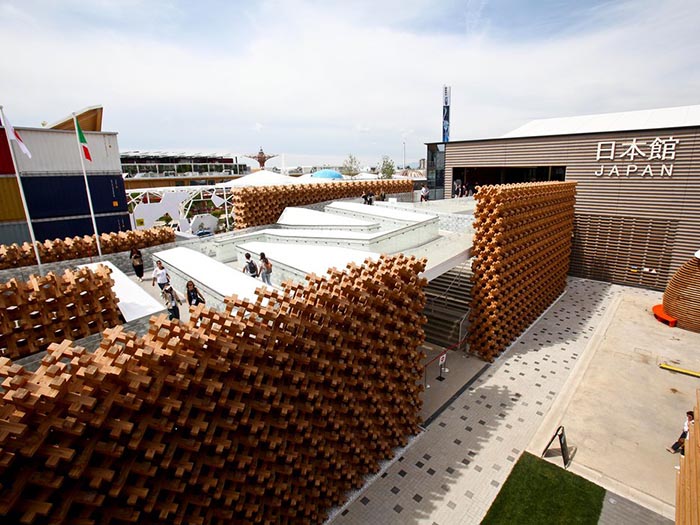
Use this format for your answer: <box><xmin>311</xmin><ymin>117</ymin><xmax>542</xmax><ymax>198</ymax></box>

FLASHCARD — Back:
<box><xmin>151</xmin><ymin>260</ymin><xmax>170</xmax><ymax>290</ymax></box>
<box><xmin>420</xmin><ymin>184</ymin><xmax>429</xmax><ymax>202</ymax></box>
<box><xmin>242</xmin><ymin>252</ymin><xmax>258</xmax><ymax>277</ymax></box>
<box><xmin>667</xmin><ymin>410</ymin><xmax>695</xmax><ymax>455</ymax></box>
<box><xmin>259</xmin><ymin>252</ymin><xmax>273</xmax><ymax>285</ymax></box>
<box><xmin>130</xmin><ymin>247</ymin><xmax>144</xmax><ymax>281</ymax></box>
<box><xmin>186</xmin><ymin>280</ymin><xmax>205</xmax><ymax>306</ymax></box>
<box><xmin>162</xmin><ymin>283</ymin><xmax>183</xmax><ymax>321</ymax></box>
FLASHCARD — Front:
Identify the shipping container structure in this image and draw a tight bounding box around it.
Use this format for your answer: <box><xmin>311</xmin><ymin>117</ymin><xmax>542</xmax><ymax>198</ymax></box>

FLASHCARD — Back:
<box><xmin>427</xmin><ymin>104</ymin><xmax>700</xmax><ymax>291</ymax></box>
<box><xmin>0</xmin><ymin>125</ymin><xmax>129</xmax><ymax>245</ymax></box>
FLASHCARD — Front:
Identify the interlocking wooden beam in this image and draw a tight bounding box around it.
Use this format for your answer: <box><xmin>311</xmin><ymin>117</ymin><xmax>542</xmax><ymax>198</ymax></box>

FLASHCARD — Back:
<box><xmin>468</xmin><ymin>182</ymin><xmax>576</xmax><ymax>361</ymax></box>
<box><xmin>0</xmin><ymin>227</ymin><xmax>175</xmax><ymax>270</ymax></box>
<box><xmin>0</xmin><ymin>266</ymin><xmax>121</xmax><ymax>360</ymax></box>
<box><xmin>0</xmin><ymin>254</ymin><xmax>427</xmax><ymax>524</ymax></box>
<box><xmin>232</xmin><ymin>180</ymin><xmax>415</xmax><ymax>229</ymax></box>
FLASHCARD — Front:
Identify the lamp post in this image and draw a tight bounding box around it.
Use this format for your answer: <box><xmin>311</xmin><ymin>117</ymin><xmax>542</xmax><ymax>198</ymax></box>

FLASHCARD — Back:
<box><xmin>403</xmin><ymin>141</ymin><xmax>406</xmax><ymax>170</ymax></box>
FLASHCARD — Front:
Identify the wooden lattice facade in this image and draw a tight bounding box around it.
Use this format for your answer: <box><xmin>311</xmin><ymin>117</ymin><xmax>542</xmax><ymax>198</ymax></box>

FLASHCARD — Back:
<box><xmin>0</xmin><ymin>227</ymin><xmax>175</xmax><ymax>270</ymax></box>
<box><xmin>676</xmin><ymin>390</ymin><xmax>699</xmax><ymax>525</ymax></box>
<box><xmin>663</xmin><ymin>256</ymin><xmax>700</xmax><ymax>333</ymax></box>
<box><xmin>232</xmin><ymin>180</ymin><xmax>414</xmax><ymax>229</ymax></box>
<box><xmin>0</xmin><ymin>265</ymin><xmax>121</xmax><ymax>360</ymax></box>
<box><xmin>468</xmin><ymin>182</ymin><xmax>576</xmax><ymax>361</ymax></box>
<box><xmin>0</xmin><ymin>254</ymin><xmax>427</xmax><ymax>524</ymax></box>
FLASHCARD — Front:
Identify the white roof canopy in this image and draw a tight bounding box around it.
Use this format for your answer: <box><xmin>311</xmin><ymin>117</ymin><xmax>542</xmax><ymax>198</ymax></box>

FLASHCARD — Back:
<box><xmin>502</xmin><ymin>104</ymin><xmax>700</xmax><ymax>138</ymax></box>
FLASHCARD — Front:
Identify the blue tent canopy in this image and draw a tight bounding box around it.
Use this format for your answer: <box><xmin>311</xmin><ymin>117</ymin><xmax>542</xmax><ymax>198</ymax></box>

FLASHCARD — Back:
<box><xmin>311</xmin><ymin>169</ymin><xmax>343</xmax><ymax>179</ymax></box>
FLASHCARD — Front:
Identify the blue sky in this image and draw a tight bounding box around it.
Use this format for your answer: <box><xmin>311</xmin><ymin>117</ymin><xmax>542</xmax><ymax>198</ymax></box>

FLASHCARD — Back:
<box><xmin>1</xmin><ymin>0</ymin><xmax>698</xmax><ymax>168</ymax></box>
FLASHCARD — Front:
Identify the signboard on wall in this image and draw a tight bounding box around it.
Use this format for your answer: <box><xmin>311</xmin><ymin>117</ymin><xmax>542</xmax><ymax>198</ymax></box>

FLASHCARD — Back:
<box><xmin>594</xmin><ymin>136</ymin><xmax>680</xmax><ymax>177</ymax></box>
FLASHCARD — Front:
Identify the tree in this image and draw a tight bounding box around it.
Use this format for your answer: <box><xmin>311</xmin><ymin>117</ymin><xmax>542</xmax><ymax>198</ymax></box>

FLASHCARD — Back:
<box><xmin>341</xmin><ymin>154</ymin><xmax>361</xmax><ymax>178</ymax></box>
<box><xmin>378</xmin><ymin>155</ymin><xmax>395</xmax><ymax>179</ymax></box>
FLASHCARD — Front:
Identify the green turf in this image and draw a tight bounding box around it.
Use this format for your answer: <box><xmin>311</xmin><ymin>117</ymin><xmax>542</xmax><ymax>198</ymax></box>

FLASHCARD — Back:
<box><xmin>481</xmin><ymin>452</ymin><xmax>605</xmax><ymax>525</ymax></box>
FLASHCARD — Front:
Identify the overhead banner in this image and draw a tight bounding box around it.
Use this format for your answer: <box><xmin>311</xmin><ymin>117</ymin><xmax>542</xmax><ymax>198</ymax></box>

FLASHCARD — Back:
<box><xmin>442</xmin><ymin>85</ymin><xmax>451</xmax><ymax>143</ymax></box>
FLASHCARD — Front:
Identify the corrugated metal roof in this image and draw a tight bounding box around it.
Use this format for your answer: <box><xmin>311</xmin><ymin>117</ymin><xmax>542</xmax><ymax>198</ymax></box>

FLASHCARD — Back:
<box><xmin>502</xmin><ymin>104</ymin><xmax>700</xmax><ymax>138</ymax></box>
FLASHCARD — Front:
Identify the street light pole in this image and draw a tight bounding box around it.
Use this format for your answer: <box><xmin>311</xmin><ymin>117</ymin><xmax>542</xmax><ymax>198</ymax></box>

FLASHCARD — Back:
<box><xmin>403</xmin><ymin>141</ymin><xmax>406</xmax><ymax>170</ymax></box>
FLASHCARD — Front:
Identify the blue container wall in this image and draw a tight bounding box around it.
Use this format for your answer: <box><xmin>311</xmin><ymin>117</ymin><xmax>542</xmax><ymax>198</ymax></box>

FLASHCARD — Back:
<box><xmin>23</xmin><ymin>175</ymin><xmax>128</xmax><ymax>219</ymax></box>
<box><xmin>32</xmin><ymin>213</ymin><xmax>130</xmax><ymax>241</ymax></box>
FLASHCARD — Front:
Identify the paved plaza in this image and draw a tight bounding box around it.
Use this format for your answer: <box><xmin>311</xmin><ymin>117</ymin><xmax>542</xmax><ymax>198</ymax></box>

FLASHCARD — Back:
<box><xmin>329</xmin><ymin>277</ymin><xmax>689</xmax><ymax>524</ymax></box>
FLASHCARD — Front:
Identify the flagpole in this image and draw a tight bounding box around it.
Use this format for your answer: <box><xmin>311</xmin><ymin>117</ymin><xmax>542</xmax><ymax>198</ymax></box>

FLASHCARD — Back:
<box><xmin>73</xmin><ymin>113</ymin><xmax>103</xmax><ymax>259</ymax></box>
<box><xmin>0</xmin><ymin>105</ymin><xmax>44</xmax><ymax>275</ymax></box>
<box><xmin>223</xmin><ymin>186</ymin><xmax>230</xmax><ymax>231</ymax></box>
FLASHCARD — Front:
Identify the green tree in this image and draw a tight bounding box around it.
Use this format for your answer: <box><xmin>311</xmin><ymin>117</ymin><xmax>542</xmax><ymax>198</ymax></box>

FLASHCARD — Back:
<box><xmin>378</xmin><ymin>155</ymin><xmax>395</xmax><ymax>179</ymax></box>
<box><xmin>341</xmin><ymin>153</ymin><xmax>361</xmax><ymax>178</ymax></box>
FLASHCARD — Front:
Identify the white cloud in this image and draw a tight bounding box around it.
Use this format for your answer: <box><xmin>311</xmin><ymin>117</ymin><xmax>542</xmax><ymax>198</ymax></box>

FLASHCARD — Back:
<box><xmin>0</xmin><ymin>0</ymin><xmax>698</xmax><ymax>167</ymax></box>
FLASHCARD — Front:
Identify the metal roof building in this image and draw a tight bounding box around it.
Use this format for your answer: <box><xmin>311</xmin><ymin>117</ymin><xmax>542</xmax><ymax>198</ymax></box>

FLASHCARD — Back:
<box><xmin>426</xmin><ymin>104</ymin><xmax>700</xmax><ymax>290</ymax></box>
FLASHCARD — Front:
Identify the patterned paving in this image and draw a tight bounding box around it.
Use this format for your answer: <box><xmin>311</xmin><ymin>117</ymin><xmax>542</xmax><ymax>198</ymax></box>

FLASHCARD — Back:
<box><xmin>330</xmin><ymin>277</ymin><xmax>624</xmax><ymax>525</ymax></box>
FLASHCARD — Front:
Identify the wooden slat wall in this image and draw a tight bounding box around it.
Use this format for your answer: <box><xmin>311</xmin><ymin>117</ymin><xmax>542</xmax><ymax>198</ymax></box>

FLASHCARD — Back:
<box><xmin>663</xmin><ymin>257</ymin><xmax>700</xmax><ymax>333</ymax></box>
<box><xmin>676</xmin><ymin>390</ymin><xmax>699</xmax><ymax>525</ymax></box>
<box><xmin>445</xmin><ymin>128</ymin><xmax>700</xmax><ymax>290</ymax></box>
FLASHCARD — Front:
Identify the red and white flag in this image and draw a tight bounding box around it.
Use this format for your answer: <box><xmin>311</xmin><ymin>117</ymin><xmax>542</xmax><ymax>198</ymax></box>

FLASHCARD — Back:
<box><xmin>0</xmin><ymin>109</ymin><xmax>32</xmax><ymax>158</ymax></box>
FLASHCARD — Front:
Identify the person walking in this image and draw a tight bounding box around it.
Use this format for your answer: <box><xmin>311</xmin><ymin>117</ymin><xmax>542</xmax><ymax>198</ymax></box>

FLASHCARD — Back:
<box><xmin>259</xmin><ymin>252</ymin><xmax>273</xmax><ymax>285</ymax></box>
<box><xmin>130</xmin><ymin>247</ymin><xmax>144</xmax><ymax>281</ymax></box>
<box><xmin>186</xmin><ymin>280</ymin><xmax>205</xmax><ymax>306</ymax></box>
<box><xmin>420</xmin><ymin>184</ymin><xmax>429</xmax><ymax>202</ymax></box>
<box><xmin>151</xmin><ymin>260</ymin><xmax>170</xmax><ymax>290</ymax></box>
<box><xmin>667</xmin><ymin>410</ymin><xmax>695</xmax><ymax>455</ymax></box>
<box><xmin>242</xmin><ymin>252</ymin><xmax>258</xmax><ymax>277</ymax></box>
<box><xmin>162</xmin><ymin>283</ymin><xmax>183</xmax><ymax>321</ymax></box>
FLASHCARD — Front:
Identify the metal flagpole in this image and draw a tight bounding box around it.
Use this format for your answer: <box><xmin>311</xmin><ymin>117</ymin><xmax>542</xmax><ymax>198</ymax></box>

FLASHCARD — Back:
<box><xmin>73</xmin><ymin>113</ymin><xmax>103</xmax><ymax>259</ymax></box>
<box><xmin>0</xmin><ymin>105</ymin><xmax>44</xmax><ymax>275</ymax></box>
<box><xmin>223</xmin><ymin>186</ymin><xmax>230</xmax><ymax>231</ymax></box>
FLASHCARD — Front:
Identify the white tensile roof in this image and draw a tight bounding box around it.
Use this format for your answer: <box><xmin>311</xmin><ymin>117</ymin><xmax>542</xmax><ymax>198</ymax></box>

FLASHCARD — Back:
<box><xmin>502</xmin><ymin>104</ymin><xmax>700</xmax><ymax>139</ymax></box>
<box><xmin>215</xmin><ymin>169</ymin><xmax>295</xmax><ymax>187</ymax></box>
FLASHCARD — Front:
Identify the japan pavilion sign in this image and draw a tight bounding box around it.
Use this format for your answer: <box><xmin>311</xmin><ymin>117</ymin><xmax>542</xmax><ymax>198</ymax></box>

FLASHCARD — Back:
<box><xmin>594</xmin><ymin>136</ymin><xmax>679</xmax><ymax>177</ymax></box>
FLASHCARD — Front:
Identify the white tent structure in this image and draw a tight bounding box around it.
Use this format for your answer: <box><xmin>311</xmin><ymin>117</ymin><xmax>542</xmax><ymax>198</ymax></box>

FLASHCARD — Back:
<box><xmin>353</xmin><ymin>172</ymin><xmax>379</xmax><ymax>180</ymax></box>
<box><xmin>215</xmin><ymin>169</ymin><xmax>295</xmax><ymax>188</ymax></box>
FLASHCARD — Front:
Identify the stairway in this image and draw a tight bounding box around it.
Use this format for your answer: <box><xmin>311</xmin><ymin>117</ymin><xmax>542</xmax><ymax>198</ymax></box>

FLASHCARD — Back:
<box><xmin>423</xmin><ymin>261</ymin><xmax>473</xmax><ymax>349</ymax></box>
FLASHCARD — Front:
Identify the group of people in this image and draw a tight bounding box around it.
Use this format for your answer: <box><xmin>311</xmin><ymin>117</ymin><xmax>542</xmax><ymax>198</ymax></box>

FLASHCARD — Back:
<box><xmin>130</xmin><ymin>248</ymin><xmax>274</xmax><ymax>321</ymax></box>
<box><xmin>150</xmin><ymin>259</ymin><xmax>206</xmax><ymax>321</ymax></box>
<box><xmin>242</xmin><ymin>252</ymin><xmax>273</xmax><ymax>285</ymax></box>
<box><xmin>454</xmin><ymin>181</ymin><xmax>477</xmax><ymax>198</ymax></box>
<box><xmin>128</xmin><ymin>249</ymin><xmax>205</xmax><ymax>321</ymax></box>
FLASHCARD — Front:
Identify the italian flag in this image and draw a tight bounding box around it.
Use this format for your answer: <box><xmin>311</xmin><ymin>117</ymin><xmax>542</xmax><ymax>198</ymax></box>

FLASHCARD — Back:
<box><xmin>75</xmin><ymin>118</ymin><xmax>92</xmax><ymax>162</ymax></box>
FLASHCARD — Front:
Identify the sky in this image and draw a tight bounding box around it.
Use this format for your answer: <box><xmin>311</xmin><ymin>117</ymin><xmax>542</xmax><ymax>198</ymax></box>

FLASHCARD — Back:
<box><xmin>1</xmin><ymin>0</ymin><xmax>699</xmax><ymax>169</ymax></box>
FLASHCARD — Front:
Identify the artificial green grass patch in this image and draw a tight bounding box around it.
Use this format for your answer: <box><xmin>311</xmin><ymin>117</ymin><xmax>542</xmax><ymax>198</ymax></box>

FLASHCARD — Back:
<box><xmin>481</xmin><ymin>452</ymin><xmax>605</xmax><ymax>525</ymax></box>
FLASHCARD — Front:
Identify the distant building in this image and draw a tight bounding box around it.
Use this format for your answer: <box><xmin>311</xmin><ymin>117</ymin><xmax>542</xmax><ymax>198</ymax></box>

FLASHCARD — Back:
<box><xmin>427</xmin><ymin>104</ymin><xmax>700</xmax><ymax>290</ymax></box>
<box><xmin>121</xmin><ymin>151</ymin><xmax>249</xmax><ymax>189</ymax></box>
<box><xmin>1</xmin><ymin>108</ymin><xmax>129</xmax><ymax>245</ymax></box>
